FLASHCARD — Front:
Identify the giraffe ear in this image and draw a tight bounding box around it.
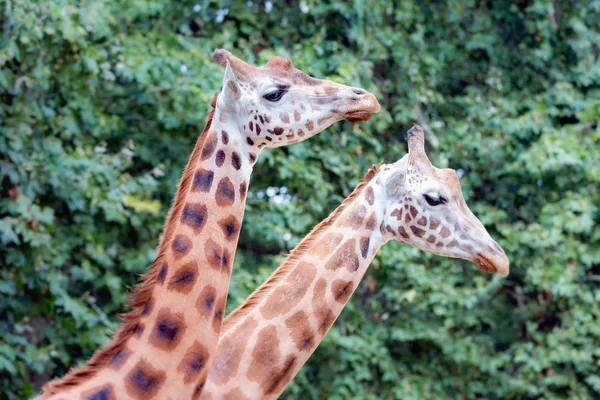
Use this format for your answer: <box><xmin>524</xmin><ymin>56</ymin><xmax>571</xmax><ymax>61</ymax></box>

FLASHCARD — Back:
<box><xmin>385</xmin><ymin>170</ymin><xmax>406</xmax><ymax>195</ymax></box>
<box><xmin>220</xmin><ymin>62</ymin><xmax>241</xmax><ymax>109</ymax></box>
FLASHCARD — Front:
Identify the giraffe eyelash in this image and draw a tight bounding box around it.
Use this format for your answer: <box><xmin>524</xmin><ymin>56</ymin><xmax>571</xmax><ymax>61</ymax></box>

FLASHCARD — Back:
<box><xmin>423</xmin><ymin>193</ymin><xmax>447</xmax><ymax>206</ymax></box>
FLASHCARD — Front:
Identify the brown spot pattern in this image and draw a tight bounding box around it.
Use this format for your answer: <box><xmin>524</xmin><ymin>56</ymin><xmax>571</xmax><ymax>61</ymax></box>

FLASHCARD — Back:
<box><xmin>365</xmin><ymin>186</ymin><xmax>375</xmax><ymax>205</ymax></box>
<box><xmin>312</xmin><ymin>278</ymin><xmax>335</xmax><ymax>336</ymax></box>
<box><xmin>215</xmin><ymin>150</ymin><xmax>225</xmax><ymax>167</ymax></box>
<box><xmin>83</xmin><ymin>384</ymin><xmax>116</xmax><ymax>400</ymax></box>
<box><xmin>239</xmin><ymin>181</ymin><xmax>247</xmax><ymax>200</ymax></box>
<box><xmin>261</xmin><ymin>262</ymin><xmax>317</xmax><ymax>319</ymax></box>
<box><xmin>331</xmin><ymin>279</ymin><xmax>354</xmax><ymax>303</ymax></box>
<box><xmin>125</xmin><ymin>359</ymin><xmax>166</xmax><ymax>399</ymax></box>
<box><xmin>149</xmin><ymin>308</ymin><xmax>187</xmax><ymax>351</ymax></box>
<box><xmin>168</xmin><ymin>260</ymin><xmax>198</xmax><ymax>294</ymax></box>
<box><xmin>338</xmin><ymin>204</ymin><xmax>367</xmax><ymax>229</ymax></box>
<box><xmin>417</xmin><ymin>216</ymin><xmax>427</xmax><ymax>226</ymax></box>
<box><xmin>192</xmin><ymin>169</ymin><xmax>214</xmax><ymax>192</ymax></box>
<box><xmin>312</xmin><ymin>232</ymin><xmax>343</xmax><ymax>259</ymax></box>
<box><xmin>325</xmin><ymin>239</ymin><xmax>359</xmax><ymax>272</ymax></box>
<box><xmin>210</xmin><ymin>317</ymin><xmax>259</xmax><ymax>385</ymax></box>
<box><xmin>196</xmin><ymin>285</ymin><xmax>217</xmax><ymax>318</ymax></box>
<box><xmin>181</xmin><ymin>203</ymin><xmax>208</xmax><ymax>233</ymax></box>
<box><xmin>172</xmin><ymin>234</ymin><xmax>192</xmax><ymax>260</ymax></box>
<box><xmin>440</xmin><ymin>226</ymin><xmax>451</xmax><ymax>238</ymax></box>
<box><xmin>109</xmin><ymin>349</ymin><xmax>130</xmax><ymax>370</ymax></box>
<box><xmin>216</xmin><ymin>177</ymin><xmax>235</xmax><ymax>207</ymax></box>
<box><xmin>410</xmin><ymin>225</ymin><xmax>426</xmax><ymax>238</ymax></box>
<box><xmin>218</xmin><ymin>215</ymin><xmax>240</xmax><ymax>241</ymax></box>
<box><xmin>231</xmin><ymin>151</ymin><xmax>242</xmax><ymax>170</ymax></box>
<box><xmin>285</xmin><ymin>311</ymin><xmax>315</xmax><ymax>352</ymax></box>
<box><xmin>200</xmin><ymin>133</ymin><xmax>217</xmax><ymax>161</ymax></box>
<box><xmin>366</xmin><ymin>213</ymin><xmax>377</xmax><ymax>230</ymax></box>
<box><xmin>177</xmin><ymin>341</ymin><xmax>210</xmax><ymax>384</ymax></box>
<box><xmin>360</xmin><ymin>236</ymin><xmax>370</xmax><ymax>258</ymax></box>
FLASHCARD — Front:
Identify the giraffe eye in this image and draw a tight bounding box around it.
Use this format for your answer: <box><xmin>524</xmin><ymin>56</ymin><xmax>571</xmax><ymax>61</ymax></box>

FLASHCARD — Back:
<box><xmin>263</xmin><ymin>89</ymin><xmax>287</xmax><ymax>102</ymax></box>
<box><xmin>423</xmin><ymin>193</ymin><xmax>447</xmax><ymax>206</ymax></box>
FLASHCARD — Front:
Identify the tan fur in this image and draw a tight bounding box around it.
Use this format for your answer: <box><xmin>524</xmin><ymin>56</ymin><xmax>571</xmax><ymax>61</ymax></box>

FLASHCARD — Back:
<box><xmin>220</xmin><ymin>164</ymin><xmax>381</xmax><ymax>334</ymax></box>
<box><xmin>42</xmin><ymin>94</ymin><xmax>219</xmax><ymax>394</ymax></box>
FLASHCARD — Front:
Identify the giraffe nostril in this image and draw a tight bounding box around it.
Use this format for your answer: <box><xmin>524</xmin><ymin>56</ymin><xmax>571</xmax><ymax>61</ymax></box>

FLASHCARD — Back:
<box><xmin>352</xmin><ymin>88</ymin><xmax>366</xmax><ymax>96</ymax></box>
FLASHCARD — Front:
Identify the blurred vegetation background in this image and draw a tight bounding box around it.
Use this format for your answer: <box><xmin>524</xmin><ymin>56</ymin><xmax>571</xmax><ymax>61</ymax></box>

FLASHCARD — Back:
<box><xmin>1</xmin><ymin>0</ymin><xmax>599</xmax><ymax>398</ymax></box>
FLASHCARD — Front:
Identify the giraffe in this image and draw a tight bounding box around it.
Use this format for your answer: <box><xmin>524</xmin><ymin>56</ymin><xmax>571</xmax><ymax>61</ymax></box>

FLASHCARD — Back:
<box><xmin>38</xmin><ymin>49</ymin><xmax>380</xmax><ymax>400</ymax></box>
<box><xmin>200</xmin><ymin>125</ymin><xmax>510</xmax><ymax>399</ymax></box>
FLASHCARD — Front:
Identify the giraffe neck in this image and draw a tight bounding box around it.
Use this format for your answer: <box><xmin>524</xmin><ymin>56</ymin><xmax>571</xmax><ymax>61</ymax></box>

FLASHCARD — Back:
<box><xmin>41</xmin><ymin>99</ymin><xmax>261</xmax><ymax>399</ymax></box>
<box><xmin>201</xmin><ymin>170</ymin><xmax>386</xmax><ymax>399</ymax></box>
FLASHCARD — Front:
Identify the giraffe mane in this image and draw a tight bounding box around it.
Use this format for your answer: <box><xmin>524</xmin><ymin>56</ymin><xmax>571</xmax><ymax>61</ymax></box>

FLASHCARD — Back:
<box><xmin>42</xmin><ymin>94</ymin><xmax>220</xmax><ymax>395</ymax></box>
<box><xmin>221</xmin><ymin>164</ymin><xmax>381</xmax><ymax>334</ymax></box>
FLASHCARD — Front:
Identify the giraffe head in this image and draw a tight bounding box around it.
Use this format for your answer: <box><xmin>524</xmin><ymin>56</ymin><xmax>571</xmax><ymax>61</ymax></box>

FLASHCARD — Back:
<box><xmin>378</xmin><ymin>125</ymin><xmax>509</xmax><ymax>276</ymax></box>
<box><xmin>212</xmin><ymin>49</ymin><xmax>380</xmax><ymax>149</ymax></box>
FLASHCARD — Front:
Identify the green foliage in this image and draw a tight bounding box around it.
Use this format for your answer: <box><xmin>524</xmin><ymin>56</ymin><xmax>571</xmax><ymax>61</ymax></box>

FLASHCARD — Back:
<box><xmin>1</xmin><ymin>0</ymin><xmax>599</xmax><ymax>398</ymax></box>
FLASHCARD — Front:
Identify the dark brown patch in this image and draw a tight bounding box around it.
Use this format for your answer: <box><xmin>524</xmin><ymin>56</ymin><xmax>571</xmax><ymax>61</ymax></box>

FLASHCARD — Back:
<box><xmin>218</xmin><ymin>215</ymin><xmax>240</xmax><ymax>241</ymax></box>
<box><xmin>331</xmin><ymin>279</ymin><xmax>354</xmax><ymax>303</ymax></box>
<box><xmin>365</xmin><ymin>186</ymin><xmax>375</xmax><ymax>205</ymax></box>
<box><xmin>246</xmin><ymin>137</ymin><xmax>255</xmax><ymax>146</ymax></box>
<box><xmin>239</xmin><ymin>181</ymin><xmax>247</xmax><ymax>200</ymax></box>
<box><xmin>221</xmin><ymin>247</ymin><xmax>232</xmax><ymax>275</ymax></box>
<box><xmin>261</xmin><ymin>262</ymin><xmax>317</xmax><ymax>319</ymax></box>
<box><xmin>216</xmin><ymin>177</ymin><xmax>235</xmax><ymax>207</ymax></box>
<box><xmin>231</xmin><ymin>152</ymin><xmax>242</xmax><ymax>170</ymax></box>
<box><xmin>168</xmin><ymin>260</ymin><xmax>198</xmax><ymax>294</ymax></box>
<box><xmin>215</xmin><ymin>150</ymin><xmax>226</xmax><ymax>167</ymax></box>
<box><xmin>141</xmin><ymin>299</ymin><xmax>154</xmax><ymax>316</ymax></box>
<box><xmin>196</xmin><ymin>285</ymin><xmax>217</xmax><ymax>318</ymax></box>
<box><xmin>409</xmin><ymin>205</ymin><xmax>418</xmax><ymax>218</ymax></box>
<box><xmin>410</xmin><ymin>225</ymin><xmax>426</xmax><ymax>238</ymax></box>
<box><xmin>172</xmin><ymin>234</ymin><xmax>192</xmax><ymax>260</ymax></box>
<box><xmin>192</xmin><ymin>169</ymin><xmax>214</xmax><ymax>193</ymax></box>
<box><xmin>429</xmin><ymin>218</ymin><xmax>441</xmax><ymax>230</ymax></box>
<box><xmin>312</xmin><ymin>278</ymin><xmax>335</xmax><ymax>335</ymax></box>
<box><xmin>427</xmin><ymin>235</ymin><xmax>436</xmax><ymax>244</ymax></box>
<box><xmin>157</xmin><ymin>262</ymin><xmax>168</xmax><ymax>285</ymax></box>
<box><xmin>391</xmin><ymin>208</ymin><xmax>403</xmax><ymax>221</ymax></box>
<box><xmin>247</xmin><ymin>326</ymin><xmax>282</xmax><ymax>391</ymax></box>
<box><xmin>285</xmin><ymin>311</ymin><xmax>314</xmax><ymax>352</ymax></box>
<box><xmin>255</xmin><ymin>124</ymin><xmax>261</xmax><ymax>135</ymax></box>
<box><xmin>205</xmin><ymin>238</ymin><xmax>224</xmax><ymax>271</ymax></box>
<box><xmin>181</xmin><ymin>203</ymin><xmax>208</xmax><ymax>233</ymax></box>
<box><xmin>271</xmin><ymin>127</ymin><xmax>284</xmax><ymax>135</ymax></box>
<box><xmin>249</xmin><ymin>121</ymin><xmax>254</xmax><ymax>132</ymax></box>
<box><xmin>297</xmin><ymin>128</ymin><xmax>305</xmax><ymax>137</ymax></box>
<box><xmin>248</xmin><ymin>153</ymin><xmax>257</xmax><ymax>163</ymax></box>
<box><xmin>221</xmin><ymin>130</ymin><xmax>229</xmax><ymax>144</ymax></box>
<box><xmin>149</xmin><ymin>308</ymin><xmax>187</xmax><ymax>351</ymax></box>
<box><xmin>177</xmin><ymin>341</ymin><xmax>210</xmax><ymax>383</ymax></box>
<box><xmin>108</xmin><ymin>349</ymin><xmax>130</xmax><ymax>370</ymax></box>
<box><xmin>124</xmin><ymin>359</ymin><xmax>166</xmax><ymax>399</ymax></box>
<box><xmin>212</xmin><ymin>295</ymin><xmax>227</xmax><ymax>333</ymax></box>
<box><xmin>325</xmin><ymin>239</ymin><xmax>359</xmax><ymax>272</ymax></box>
<box><xmin>83</xmin><ymin>384</ymin><xmax>116</xmax><ymax>400</ymax></box>
<box><xmin>210</xmin><ymin>317</ymin><xmax>259</xmax><ymax>385</ymax></box>
<box><xmin>360</xmin><ymin>237</ymin><xmax>370</xmax><ymax>258</ymax></box>
<box><xmin>305</xmin><ymin>120</ymin><xmax>314</xmax><ymax>131</ymax></box>
<box><xmin>404</xmin><ymin>212</ymin><xmax>412</xmax><ymax>223</ymax></box>
<box><xmin>192</xmin><ymin>379</ymin><xmax>206</xmax><ymax>400</ymax></box>
<box><xmin>223</xmin><ymin>388</ymin><xmax>250</xmax><ymax>400</ymax></box>
<box><xmin>417</xmin><ymin>216</ymin><xmax>427</xmax><ymax>226</ymax></box>
<box><xmin>447</xmin><ymin>239</ymin><xmax>459</xmax><ymax>248</ymax></box>
<box><xmin>312</xmin><ymin>232</ymin><xmax>343</xmax><ymax>259</ymax></box>
<box><xmin>440</xmin><ymin>226</ymin><xmax>451</xmax><ymax>238</ymax></box>
<box><xmin>398</xmin><ymin>226</ymin><xmax>409</xmax><ymax>240</ymax></box>
<box><xmin>200</xmin><ymin>133</ymin><xmax>217</xmax><ymax>161</ymax></box>
<box><xmin>338</xmin><ymin>204</ymin><xmax>367</xmax><ymax>229</ymax></box>
<box><xmin>366</xmin><ymin>213</ymin><xmax>377</xmax><ymax>230</ymax></box>
<box><xmin>265</xmin><ymin>355</ymin><xmax>297</xmax><ymax>395</ymax></box>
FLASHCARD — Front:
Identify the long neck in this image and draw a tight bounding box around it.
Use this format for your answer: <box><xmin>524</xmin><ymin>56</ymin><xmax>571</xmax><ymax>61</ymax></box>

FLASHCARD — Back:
<box><xmin>201</xmin><ymin>175</ymin><xmax>386</xmax><ymax>400</ymax></box>
<box><xmin>41</xmin><ymin>101</ymin><xmax>259</xmax><ymax>399</ymax></box>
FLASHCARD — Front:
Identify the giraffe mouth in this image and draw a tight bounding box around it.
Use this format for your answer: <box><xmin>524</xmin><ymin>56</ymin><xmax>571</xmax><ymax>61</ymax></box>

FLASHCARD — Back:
<box><xmin>343</xmin><ymin>111</ymin><xmax>374</xmax><ymax>123</ymax></box>
<box><xmin>473</xmin><ymin>253</ymin><xmax>510</xmax><ymax>277</ymax></box>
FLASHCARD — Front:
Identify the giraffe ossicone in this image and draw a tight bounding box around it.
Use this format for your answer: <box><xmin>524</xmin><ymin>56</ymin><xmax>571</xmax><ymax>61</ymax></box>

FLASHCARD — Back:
<box><xmin>201</xmin><ymin>124</ymin><xmax>509</xmax><ymax>399</ymax></box>
<box><xmin>38</xmin><ymin>50</ymin><xmax>380</xmax><ymax>400</ymax></box>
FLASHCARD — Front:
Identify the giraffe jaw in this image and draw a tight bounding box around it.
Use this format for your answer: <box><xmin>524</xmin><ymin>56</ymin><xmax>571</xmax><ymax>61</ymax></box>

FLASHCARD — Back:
<box><xmin>344</xmin><ymin>111</ymin><xmax>375</xmax><ymax>123</ymax></box>
<box><xmin>473</xmin><ymin>252</ymin><xmax>510</xmax><ymax>277</ymax></box>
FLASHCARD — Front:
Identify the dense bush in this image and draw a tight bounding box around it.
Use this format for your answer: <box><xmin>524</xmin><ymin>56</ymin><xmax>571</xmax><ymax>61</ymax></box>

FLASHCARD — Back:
<box><xmin>1</xmin><ymin>0</ymin><xmax>599</xmax><ymax>398</ymax></box>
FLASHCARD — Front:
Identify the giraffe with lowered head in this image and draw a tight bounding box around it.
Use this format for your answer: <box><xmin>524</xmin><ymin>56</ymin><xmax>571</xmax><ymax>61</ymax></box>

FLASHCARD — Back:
<box><xmin>38</xmin><ymin>50</ymin><xmax>380</xmax><ymax>400</ymax></box>
<box><xmin>201</xmin><ymin>125</ymin><xmax>509</xmax><ymax>399</ymax></box>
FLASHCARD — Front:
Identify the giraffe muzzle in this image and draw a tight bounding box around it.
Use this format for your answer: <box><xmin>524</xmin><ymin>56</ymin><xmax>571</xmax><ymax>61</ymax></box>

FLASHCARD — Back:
<box><xmin>342</xmin><ymin>88</ymin><xmax>381</xmax><ymax>122</ymax></box>
<box><xmin>473</xmin><ymin>252</ymin><xmax>510</xmax><ymax>277</ymax></box>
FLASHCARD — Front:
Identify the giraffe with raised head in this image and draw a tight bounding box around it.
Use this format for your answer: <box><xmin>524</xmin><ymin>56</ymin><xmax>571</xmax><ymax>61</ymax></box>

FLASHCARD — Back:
<box><xmin>201</xmin><ymin>125</ymin><xmax>509</xmax><ymax>399</ymax></box>
<box><xmin>38</xmin><ymin>49</ymin><xmax>380</xmax><ymax>400</ymax></box>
